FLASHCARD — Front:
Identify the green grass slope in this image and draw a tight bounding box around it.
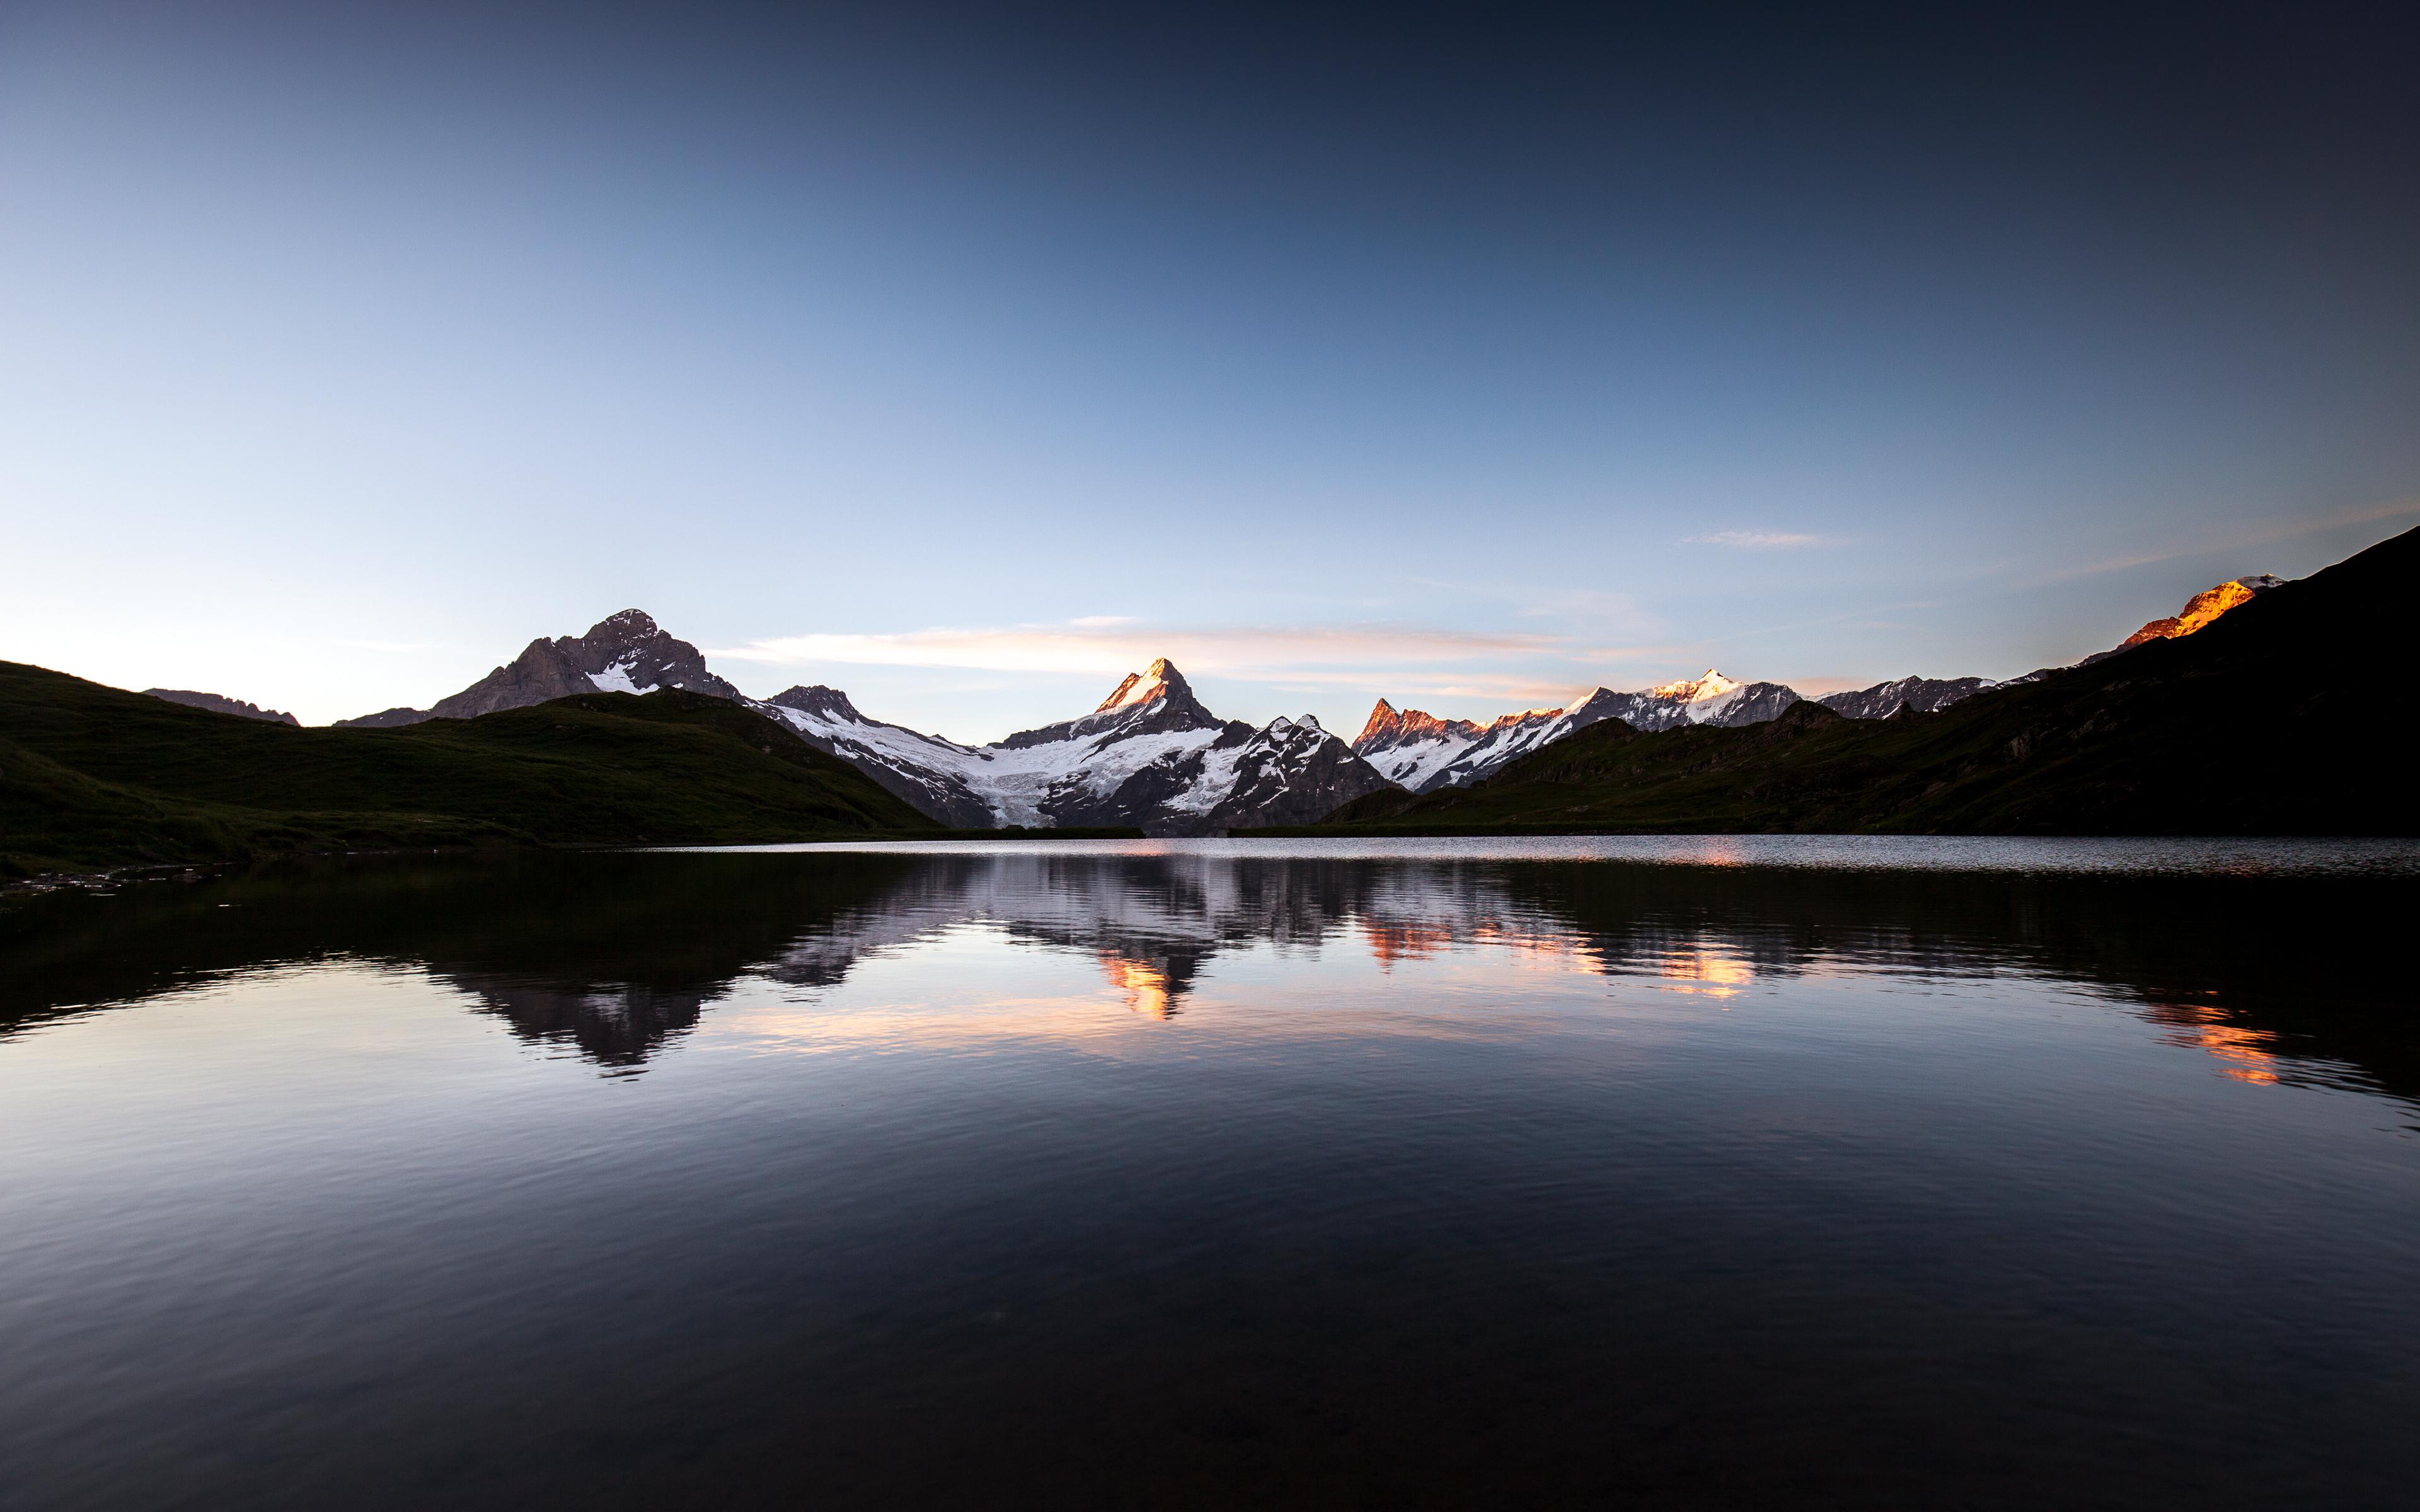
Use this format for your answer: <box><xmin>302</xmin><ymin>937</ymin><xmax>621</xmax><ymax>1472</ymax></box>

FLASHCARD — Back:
<box><xmin>1288</xmin><ymin>525</ymin><xmax>2420</xmax><ymax>837</ymax></box>
<box><xmin>1</xmin><ymin>667</ymin><xmax>936</xmax><ymax>874</ymax></box>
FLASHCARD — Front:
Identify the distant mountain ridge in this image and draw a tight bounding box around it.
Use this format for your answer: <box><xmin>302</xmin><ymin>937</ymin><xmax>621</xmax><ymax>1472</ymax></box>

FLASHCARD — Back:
<box><xmin>1352</xmin><ymin>669</ymin><xmax>1806</xmax><ymax>793</ymax></box>
<box><xmin>1816</xmin><ymin>676</ymin><xmax>1996</xmax><ymax>721</ymax></box>
<box><xmin>1354</xmin><ymin>569</ymin><xmax>2286</xmax><ymax>789</ymax></box>
<box><xmin>1289</xmin><ymin>528</ymin><xmax>2416</xmax><ymax>837</ymax></box>
<box><xmin>143</xmin><ymin>689</ymin><xmax>299</xmax><ymax>726</ymax></box>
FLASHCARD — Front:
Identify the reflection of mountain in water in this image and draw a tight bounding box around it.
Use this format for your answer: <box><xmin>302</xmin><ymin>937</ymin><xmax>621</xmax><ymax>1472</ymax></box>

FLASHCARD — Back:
<box><xmin>439</xmin><ymin>979</ymin><xmax>720</xmax><ymax>1070</ymax></box>
<box><xmin>4</xmin><ymin>850</ymin><xmax>2414</xmax><ymax>1107</ymax></box>
<box><xmin>0</xmin><ymin>852</ymin><xmax>923</xmax><ymax>1068</ymax></box>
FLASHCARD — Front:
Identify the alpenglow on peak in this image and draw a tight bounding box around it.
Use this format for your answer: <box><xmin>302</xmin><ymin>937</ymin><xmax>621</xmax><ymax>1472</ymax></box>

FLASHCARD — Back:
<box><xmin>1648</xmin><ymin>669</ymin><xmax>1741</xmax><ymax>702</ymax></box>
<box><xmin>1095</xmin><ymin>658</ymin><xmax>1189</xmax><ymax>714</ymax></box>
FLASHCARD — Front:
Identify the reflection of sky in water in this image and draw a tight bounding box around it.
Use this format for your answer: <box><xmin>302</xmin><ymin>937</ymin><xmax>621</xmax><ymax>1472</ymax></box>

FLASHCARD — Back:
<box><xmin>570</xmin><ymin>861</ymin><xmax>2382</xmax><ymax>1103</ymax></box>
<box><xmin>3</xmin><ymin>847</ymin><xmax>2417</xmax><ymax>1508</ymax></box>
<box><xmin>420</xmin><ymin>849</ymin><xmax>2410</xmax><ymax>1107</ymax></box>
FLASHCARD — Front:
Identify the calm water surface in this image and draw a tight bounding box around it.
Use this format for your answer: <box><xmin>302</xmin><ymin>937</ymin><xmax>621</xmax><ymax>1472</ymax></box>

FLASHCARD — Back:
<box><xmin>3</xmin><ymin>838</ymin><xmax>2417</xmax><ymax>1508</ymax></box>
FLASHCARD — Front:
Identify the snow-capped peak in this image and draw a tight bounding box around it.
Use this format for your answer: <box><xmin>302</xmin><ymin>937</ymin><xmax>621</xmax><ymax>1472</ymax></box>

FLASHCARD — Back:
<box><xmin>1095</xmin><ymin>657</ymin><xmax>1187</xmax><ymax>714</ymax></box>
<box><xmin>1649</xmin><ymin>669</ymin><xmax>1739</xmax><ymax>702</ymax></box>
<box><xmin>1262</xmin><ymin>714</ymin><xmax>1321</xmax><ymax>738</ymax></box>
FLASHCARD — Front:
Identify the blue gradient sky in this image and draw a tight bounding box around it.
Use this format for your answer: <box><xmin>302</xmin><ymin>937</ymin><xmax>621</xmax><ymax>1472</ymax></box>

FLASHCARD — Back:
<box><xmin>4</xmin><ymin>1</ymin><xmax>2415</xmax><ymax>738</ymax></box>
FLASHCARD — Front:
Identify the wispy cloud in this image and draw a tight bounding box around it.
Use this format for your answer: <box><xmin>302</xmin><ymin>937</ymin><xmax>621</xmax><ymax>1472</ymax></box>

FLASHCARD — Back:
<box><xmin>1683</xmin><ymin>529</ymin><xmax>1829</xmax><ymax>549</ymax></box>
<box><xmin>709</xmin><ymin>620</ymin><xmax>1569</xmax><ymax>679</ymax></box>
<box><xmin>2030</xmin><ymin>497</ymin><xmax>2420</xmax><ymax>585</ymax></box>
<box><xmin>1784</xmin><ymin>676</ymin><xmax>1874</xmax><ymax>696</ymax></box>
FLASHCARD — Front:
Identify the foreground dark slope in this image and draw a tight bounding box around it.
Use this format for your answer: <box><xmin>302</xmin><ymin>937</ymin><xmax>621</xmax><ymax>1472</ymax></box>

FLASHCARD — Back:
<box><xmin>1</xmin><ymin>667</ymin><xmax>935</xmax><ymax>874</ymax></box>
<box><xmin>1294</xmin><ymin>525</ymin><xmax>2420</xmax><ymax>837</ymax></box>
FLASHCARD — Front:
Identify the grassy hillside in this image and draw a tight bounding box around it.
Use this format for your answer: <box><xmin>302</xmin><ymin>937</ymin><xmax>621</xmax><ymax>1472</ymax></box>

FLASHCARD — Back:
<box><xmin>1</xmin><ymin>667</ymin><xmax>936</xmax><ymax>875</ymax></box>
<box><xmin>1286</xmin><ymin>525</ymin><xmax>2420</xmax><ymax>837</ymax></box>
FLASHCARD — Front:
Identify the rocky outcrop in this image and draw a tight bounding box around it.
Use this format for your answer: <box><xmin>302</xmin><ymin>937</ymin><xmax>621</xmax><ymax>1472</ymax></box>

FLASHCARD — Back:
<box><xmin>334</xmin><ymin>610</ymin><xmax>742</xmax><ymax>727</ymax></box>
<box><xmin>142</xmin><ymin>689</ymin><xmax>299</xmax><ymax>725</ymax></box>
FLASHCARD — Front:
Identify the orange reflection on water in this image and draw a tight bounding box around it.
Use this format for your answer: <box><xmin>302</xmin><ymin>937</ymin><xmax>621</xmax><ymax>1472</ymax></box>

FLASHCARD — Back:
<box><xmin>1364</xmin><ymin>921</ymin><xmax>1457</xmax><ymax>968</ymax></box>
<box><xmin>1477</xmin><ymin>924</ymin><xmax>1599</xmax><ymax>971</ymax></box>
<box><xmin>1657</xmin><ymin>948</ymin><xmax>1754</xmax><ymax>998</ymax></box>
<box><xmin>2150</xmin><ymin>1000</ymin><xmax>2281</xmax><ymax>1084</ymax></box>
<box><xmin>1359</xmin><ymin>917</ymin><xmax>1599</xmax><ymax>974</ymax></box>
<box><xmin>1100</xmin><ymin>956</ymin><xmax>1175</xmax><ymax>1019</ymax></box>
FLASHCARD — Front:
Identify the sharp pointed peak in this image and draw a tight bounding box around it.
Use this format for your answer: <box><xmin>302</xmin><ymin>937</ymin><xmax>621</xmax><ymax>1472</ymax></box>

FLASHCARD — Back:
<box><xmin>1356</xmin><ymin>697</ymin><xmax>1408</xmax><ymax>744</ymax></box>
<box><xmin>1094</xmin><ymin>656</ymin><xmax>1192</xmax><ymax>714</ymax></box>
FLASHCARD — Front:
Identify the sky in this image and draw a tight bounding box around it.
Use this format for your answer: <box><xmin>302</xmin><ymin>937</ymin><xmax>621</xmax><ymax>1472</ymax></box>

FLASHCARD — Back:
<box><xmin>3</xmin><ymin>1</ymin><xmax>2415</xmax><ymax>740</ymax></box>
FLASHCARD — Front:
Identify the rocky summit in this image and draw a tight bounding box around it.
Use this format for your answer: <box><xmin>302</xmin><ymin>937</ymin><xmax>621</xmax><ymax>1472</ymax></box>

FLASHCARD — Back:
<box><xmin>334</xmin><ymin>609</ymin><xmax>743</xmax><ymax>728</ymax></box>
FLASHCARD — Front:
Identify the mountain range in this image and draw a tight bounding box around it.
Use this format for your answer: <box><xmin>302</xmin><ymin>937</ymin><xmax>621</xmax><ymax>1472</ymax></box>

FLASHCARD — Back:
<box><xmin>67</xmin><ymin>555</ymin><xmax>2312</xmax><ymax>851</ymax></box>
<box><xmin>759</xmin><ymin>660</ymin><xmax>1391</xmax><ymax>835</ymax></box>
<box><xmin>280</xmin><ymin>609</ymin><xmax>1394</xmax><ymax>835</ymax></box>
<box><xmin>1352</xmin><ymin>671</ymin><xmax>1809</xmax><ymax>793</ymax></box>
<box><xmin>141</xmin><ymin>689</ymin><xmax>300</xmax><ymax>725</ymax></box>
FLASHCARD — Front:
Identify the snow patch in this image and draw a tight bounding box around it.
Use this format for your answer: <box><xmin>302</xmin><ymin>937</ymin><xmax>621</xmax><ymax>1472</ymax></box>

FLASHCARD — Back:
<box><xmin>588</xmin><ymin>660</ymin><xmax>656</xmax><ymax>696</ymax></box>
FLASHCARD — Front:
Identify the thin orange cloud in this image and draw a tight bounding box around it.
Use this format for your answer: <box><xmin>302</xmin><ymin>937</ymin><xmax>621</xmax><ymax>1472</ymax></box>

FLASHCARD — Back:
<box><xmin>709</xmin><ymin>621</ymin><xmax>1574</xmax><ymax>678</ymax></box>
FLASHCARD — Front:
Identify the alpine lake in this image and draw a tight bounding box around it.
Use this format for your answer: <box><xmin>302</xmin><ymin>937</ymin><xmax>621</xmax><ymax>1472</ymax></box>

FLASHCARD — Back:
<box><xmin>4</xmin><ymin>837</ymin><xmax>2417</xmax><ymax>1509</ymax></box>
